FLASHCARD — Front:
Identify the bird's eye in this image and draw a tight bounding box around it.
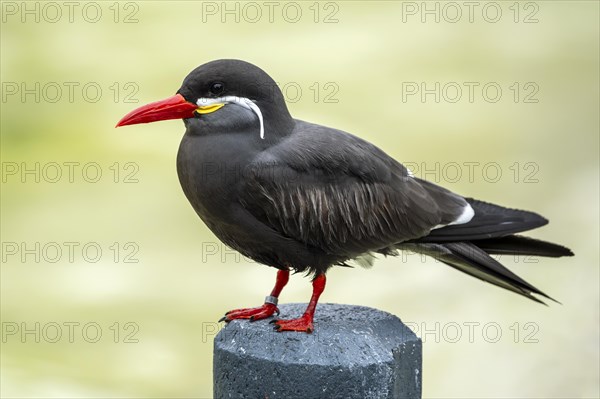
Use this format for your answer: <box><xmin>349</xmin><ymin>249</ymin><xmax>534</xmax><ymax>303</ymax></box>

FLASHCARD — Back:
<box><xmin>209</xmin><ymin>82</ymin><xmax>225</xmax><ymax>95</ymax></box>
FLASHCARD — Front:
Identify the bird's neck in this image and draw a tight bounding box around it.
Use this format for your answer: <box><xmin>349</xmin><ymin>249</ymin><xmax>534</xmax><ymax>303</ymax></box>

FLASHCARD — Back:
<box><xmin>259</xmin><ymin>102</ymin><xmax>295</xmax><ymax>145</ymax></box>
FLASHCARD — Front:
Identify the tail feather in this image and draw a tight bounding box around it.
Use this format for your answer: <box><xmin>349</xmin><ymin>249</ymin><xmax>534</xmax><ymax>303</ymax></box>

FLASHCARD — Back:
<box><xmin>473</xmin><ymin>235</ymin><xmax>574</xmax><ymax>258</ymax></box>
<box><xmin>398</xmin><ymin>241</ymin><xmax>559</xmax><ymax>304</ymax></box>
<box><xmin>396</xmin><ymin>196</ymin><xmax>572</xmax><ymax>304</ymax></box>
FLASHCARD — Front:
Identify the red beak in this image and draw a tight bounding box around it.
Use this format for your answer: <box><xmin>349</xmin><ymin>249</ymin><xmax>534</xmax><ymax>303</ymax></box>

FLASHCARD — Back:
<box><xmin>116</xmin><ymin>94</ymin><xmax>198</xmax><ymax>127</ymax></box>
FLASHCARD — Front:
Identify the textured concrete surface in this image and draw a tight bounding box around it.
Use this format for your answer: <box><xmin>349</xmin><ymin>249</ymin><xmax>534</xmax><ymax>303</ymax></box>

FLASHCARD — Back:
<box><xmin>214</xmin><ymin>303</ymin><xmax>422</xmax><ymax>399</ymax></box>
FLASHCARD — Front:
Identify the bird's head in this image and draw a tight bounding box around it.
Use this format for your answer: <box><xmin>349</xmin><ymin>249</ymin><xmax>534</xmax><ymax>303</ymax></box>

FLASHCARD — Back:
<box><xmin>116</xmin><ymin>59</ymin><xmax>293</xmax><ymax>139</ymax></box>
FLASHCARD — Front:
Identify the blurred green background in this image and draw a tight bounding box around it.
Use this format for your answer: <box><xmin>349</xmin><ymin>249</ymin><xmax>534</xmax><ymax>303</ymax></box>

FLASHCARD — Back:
<box><xmin>1</xmin><ymin>1</ymin><xmax>598</xmax><ymax>397</ymax></box>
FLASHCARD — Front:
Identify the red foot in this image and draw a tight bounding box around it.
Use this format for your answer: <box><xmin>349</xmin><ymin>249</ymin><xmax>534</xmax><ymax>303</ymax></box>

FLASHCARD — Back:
<box><xmin>220</xmin><ymin>303</ymin><xmax>279</xmax><ymax>322</ymax></box>
<box><xmin>271</xmin><ymin>314</ymin><xmax>314</xmax><ymax>333</ymax></box>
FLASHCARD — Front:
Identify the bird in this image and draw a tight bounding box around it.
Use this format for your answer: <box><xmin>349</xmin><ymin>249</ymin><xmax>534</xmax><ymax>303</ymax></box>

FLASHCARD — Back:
<box><xmin>116</xmin><ymin>59</ymin><xmax>573</xmax><ymax>333</ymax></box>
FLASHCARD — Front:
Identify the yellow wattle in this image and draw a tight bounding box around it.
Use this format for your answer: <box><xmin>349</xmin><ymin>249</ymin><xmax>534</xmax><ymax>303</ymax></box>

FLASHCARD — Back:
<box><xmin>195</xmin><ymin>103</ymin><xmax>225</xmax><ymax>114</ymax></box>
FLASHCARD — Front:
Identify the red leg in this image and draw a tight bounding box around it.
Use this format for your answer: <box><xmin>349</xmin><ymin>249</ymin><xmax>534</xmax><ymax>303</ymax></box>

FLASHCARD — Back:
<box><xmin>220</xmin><ymin>269</ymin><xmax>289</xmax><ymax>322</ymax></box>
<box><xmin>272</xmin><ymin>273</ymin><xmax>326</xmax><ymax>333</ymax></box>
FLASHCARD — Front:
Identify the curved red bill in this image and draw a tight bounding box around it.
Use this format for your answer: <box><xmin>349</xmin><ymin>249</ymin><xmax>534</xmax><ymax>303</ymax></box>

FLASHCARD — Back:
<box><xmin>116</xmin><ymin>93</ymin><xmax>198</xmax><ymax>127</ymax></box>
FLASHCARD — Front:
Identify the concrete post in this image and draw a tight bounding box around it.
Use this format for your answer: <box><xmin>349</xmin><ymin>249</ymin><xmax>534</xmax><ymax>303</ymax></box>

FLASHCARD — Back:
<box><xmin>214</xmin><ymin>303</ymin><xmax>422</xmax><ymax>399</ymax></box>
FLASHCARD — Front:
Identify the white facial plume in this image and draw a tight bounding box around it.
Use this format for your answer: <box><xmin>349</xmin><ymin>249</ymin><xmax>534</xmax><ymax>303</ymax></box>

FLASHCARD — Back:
<box><xmin>197</xmin><ymin>96</ymin><xmax>265</xmax><ymax>139</ymax></box>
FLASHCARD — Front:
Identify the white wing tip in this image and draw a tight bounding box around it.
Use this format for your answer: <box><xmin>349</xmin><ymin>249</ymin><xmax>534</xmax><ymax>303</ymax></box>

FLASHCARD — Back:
<box><xmin>431</xmin><ymin>203</ymin><xmax>474</xmax><ymax>230</ymax></box>
<box><xmin>453</xmin><ymin>203</ymin><xmax>474</xmax><ymax>225</ymax></box>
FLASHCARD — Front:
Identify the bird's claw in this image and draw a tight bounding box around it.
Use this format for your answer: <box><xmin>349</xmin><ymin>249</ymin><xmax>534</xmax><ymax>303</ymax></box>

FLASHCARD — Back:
<box><xmin>219</xmin><ymin>303</ymin><xmax>279</xmax><ymax>323</ymax></box>
<box><xmin>271</xmin><ymin>314</ymin><xmax>314</xmax><ymax>333</ymax></box>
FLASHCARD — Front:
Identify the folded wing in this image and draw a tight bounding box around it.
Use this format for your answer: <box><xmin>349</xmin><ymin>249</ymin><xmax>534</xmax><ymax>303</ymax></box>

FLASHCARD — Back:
<box><xmin>239</xmin><ymin>121</ymin><xmax>472</xmax><ymax>258</ymax></box>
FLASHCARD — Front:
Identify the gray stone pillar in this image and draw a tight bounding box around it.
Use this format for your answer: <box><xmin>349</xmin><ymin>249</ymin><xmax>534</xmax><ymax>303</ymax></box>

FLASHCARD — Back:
<box><xmin>214</xmin><ymin>303</ymin><xmax>422</xmax><ymax>399</ymax></box>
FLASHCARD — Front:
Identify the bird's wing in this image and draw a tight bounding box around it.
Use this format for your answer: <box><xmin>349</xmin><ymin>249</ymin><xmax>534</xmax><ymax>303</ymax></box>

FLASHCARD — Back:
<box><xmin>238</xmin><ymin>121</ymin><xmax>472</xmax><ymax>256</ymax></box>
<box><xmin>416</xmin><ymin>197</ymin><xmax>548</xmax><ymax>242</ymax></box>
